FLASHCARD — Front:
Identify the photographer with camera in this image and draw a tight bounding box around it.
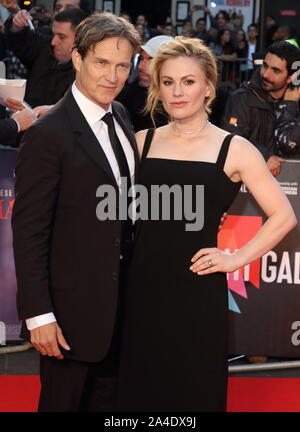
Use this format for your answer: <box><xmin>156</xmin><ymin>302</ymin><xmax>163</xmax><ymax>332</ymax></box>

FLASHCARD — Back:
<box><xmin>222</xmin><ymin>41</ymin><xmax>300</xmax><ymax>177</ymax></box>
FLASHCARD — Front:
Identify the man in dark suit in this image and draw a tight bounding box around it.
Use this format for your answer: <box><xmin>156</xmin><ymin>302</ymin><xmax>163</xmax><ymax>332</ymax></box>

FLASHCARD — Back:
<box><xmin>11</xmin><ymin>12</ymin><xmax>140</xmax><ymax>412</ymax></box>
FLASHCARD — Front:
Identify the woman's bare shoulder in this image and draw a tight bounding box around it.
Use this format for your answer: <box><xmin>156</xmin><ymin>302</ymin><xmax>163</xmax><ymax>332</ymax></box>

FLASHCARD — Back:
<box><xmin>135</xmin><ymin>125</ymin><xmax>170</xmax><ymax>156</ymax></box>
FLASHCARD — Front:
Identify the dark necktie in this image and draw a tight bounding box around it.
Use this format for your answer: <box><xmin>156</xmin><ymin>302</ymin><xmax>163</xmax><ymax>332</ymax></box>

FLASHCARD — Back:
<box><xmin>101</xmin><ymin>112</ymin><xmax>133</xmax><ymax>251</ymax></box>
<box><xmin>102</xmin><ymin>112</ymin><xmax>131</xmax><ymax>186</ymax></box>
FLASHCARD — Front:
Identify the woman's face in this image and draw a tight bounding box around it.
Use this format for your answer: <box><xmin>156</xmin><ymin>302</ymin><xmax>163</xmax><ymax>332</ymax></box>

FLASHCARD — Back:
<box><xmin>221</xmin><ymin>30</ymin><xmax>231</xmax><ymax>43</ymax></box>
<box><xmin>217</xmin><ymin>13</ymin><xmax>226</xmax><ymax>28</ymax></box>
<box><xmin>266</xmin><ymin>16</ymin><xmax>276</xmax><ymax>29</ymax></box>
<box><xmin>136</xmin><ymin>24</ymin><xmax>145</xmax><ymax>38</ymax></box>
<box><xmin>158</xmin><ymin>56</ymin><xmax>210</xmax><ymax>121</ymax></box>
<box><xmin>236</xmin><ymin>30</ymin><xmax>244</xmax><ymax>42</ymax></box>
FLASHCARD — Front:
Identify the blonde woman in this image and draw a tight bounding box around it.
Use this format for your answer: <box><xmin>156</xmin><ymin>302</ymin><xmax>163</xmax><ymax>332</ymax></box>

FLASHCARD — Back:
<box><xmin>117</xmin><ymin>37</ymin><xmax>296</xmax><ymax>411</ymax></box>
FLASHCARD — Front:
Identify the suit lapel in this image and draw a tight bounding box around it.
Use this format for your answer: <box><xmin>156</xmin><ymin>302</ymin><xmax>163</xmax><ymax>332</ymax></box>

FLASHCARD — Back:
<box><xmin>64</xmin><ymin>89</ymin><xmax>118</xmax><ymax>186</ymax></box>
<box><xmin>64</xmin><ymin>91</ymin><xmax>140</xmax><ymax>189</ymax></box>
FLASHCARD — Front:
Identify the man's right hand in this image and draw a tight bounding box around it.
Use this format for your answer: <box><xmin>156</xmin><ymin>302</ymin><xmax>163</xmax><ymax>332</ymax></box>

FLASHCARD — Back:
<box><xmin>33</xmin><ymin>105</ymin><xmax>53</xmax><ymax>118</ymax></box>
<box><xmin>12</xmin><ymin>108</ymin><xmax>36</xmax><ymax>132</ymax></box>
<box><xmin>30</xmin><ymin>322</ymin><xmax>71</xmax><ymax>360</ymax></box>
<box><xmin>267</xmin><ymin>155</ymin><xmax>285</xmax><ymax>177</ymax></box>
<box><xmin>12</xmin><ymin>9</ymin><xmax>32</xmax><ymax>31</ymax></box>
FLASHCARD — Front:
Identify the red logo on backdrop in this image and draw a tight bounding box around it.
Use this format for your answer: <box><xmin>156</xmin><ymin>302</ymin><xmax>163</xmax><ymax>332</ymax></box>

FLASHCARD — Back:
<box><xmin>0</xmin><ymin>199</ymin><xmax>14</xmax><ymax>220</ymax></box>
<box><xmin>218</xmin><ymin>215</ymin><xmax>262</xmax><ymax>299</ymax></box>
<box><xmin>280</xmin><ymin>10</ymin><xmax>297</xmax><ymax>16</ymax></box>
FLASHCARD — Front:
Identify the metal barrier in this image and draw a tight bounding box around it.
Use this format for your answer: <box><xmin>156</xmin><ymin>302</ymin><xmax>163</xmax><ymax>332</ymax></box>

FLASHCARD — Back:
<box><xmin>0</xmin><ymin>341</ymin><xmax>32</xmax><ymax>355</ymax></box>
<box><xmin>219</xmin><ymin>57</ymin><xmax>253</xmax><ymax>87</ymax></box>
<box><xmin>229</xmin><ymin>359</ymin><xmax>300</xmax><ymax>373</ymax></box>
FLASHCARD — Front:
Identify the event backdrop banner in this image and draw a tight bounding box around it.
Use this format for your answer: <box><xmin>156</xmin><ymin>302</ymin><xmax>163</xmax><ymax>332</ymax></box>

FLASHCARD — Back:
<box><xmin>1</xmin><ymin>149</ymin><xmax>300</xmax><ymax>354</ymax></box>
<box><xmin>219</xmin><ymin>160</ymin><xmax>300</xmax><ymax>357</ymax></box>
<box><xmin>0</xmin><ymin>149</ymin><xmax>21</xmax><ymax>343</ymax></box>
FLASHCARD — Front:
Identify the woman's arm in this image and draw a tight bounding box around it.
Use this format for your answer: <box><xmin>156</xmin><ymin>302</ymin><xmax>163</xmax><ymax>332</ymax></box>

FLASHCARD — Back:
<box><xmin>232</xmin><ymin>137</ymin><xmax>296</xmax><ymax>266</ymax></box>
<box><xmin>190</xmin><ymin>135</ymin><xmax>297</xmax><ymax>274</ymax></box>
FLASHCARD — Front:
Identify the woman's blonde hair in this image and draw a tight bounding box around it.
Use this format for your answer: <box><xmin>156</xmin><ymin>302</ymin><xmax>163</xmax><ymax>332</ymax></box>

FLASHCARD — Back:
<box><xmin>145</xmin><ymin>36</ymin><xmax>218</xmax><ymax>125</ymax></box>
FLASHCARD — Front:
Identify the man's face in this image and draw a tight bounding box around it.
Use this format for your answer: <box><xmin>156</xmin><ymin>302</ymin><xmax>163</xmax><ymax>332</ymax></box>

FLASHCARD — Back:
<box><xmin>54</xmin><ymin>0</ymin><xmax>80</xmax><ymax>14</ymax></box>
<box><xmin>181</xmin><ymin>22</ymin><xmax>194</xmax><ymax>38</ymax></box>
<box><xmin>272</xmin><ymin>26</ymin><xmax>288</xmax><ymax>42</ymax></box>
<box><xmin>51</xmin><ymin>21</ymin><xmax>75</xmax><ymax>63</ymax></box>
<box><xmin>248</xmin><ymin>26</ymin><xmax>258</xmax><ymax>40</ymax></box>
<box><xmin>72</xmin><ymin>37</ymin><xmax>133</xmax><ymax>110</ymax></box>
<box><xmin>164</xmin><ymin>25</ymin><xmax>175</xmax><ymax>36</ymax></box>
<box><xmin>196</xmin><ymin>20</ymin><xmax>206</xmax><ymax>33</ymax></box>
<box><xmin>260</xmin><ymin>53</ymin><xmax>291</xmax><ymax>97</ymax></box>
<box><xmin>120</xmin><ymin>13</ymin><xmax>131</xmax><ymax>22</ymax></box>
<box><xmin>137</xmin><ymin>50</ymin><xmax>152</xmax><ymax>88</ymax></box>
<box><xmin>136</xmin><ymin>15</ymin><xmax>146</xmax><ymax>26</ymax></box>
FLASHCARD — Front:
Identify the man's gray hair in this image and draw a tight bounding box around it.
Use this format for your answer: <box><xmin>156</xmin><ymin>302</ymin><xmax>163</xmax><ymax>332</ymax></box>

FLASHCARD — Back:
<box><xmin>73</xmin><ymin>12</ymin><xmax>141</xmax><ymax>59</ymax></box>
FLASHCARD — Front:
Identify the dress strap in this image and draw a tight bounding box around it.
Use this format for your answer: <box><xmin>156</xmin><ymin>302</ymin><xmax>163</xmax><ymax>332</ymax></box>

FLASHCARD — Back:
<box><xmin>141</xmin><ymin>128</ymin><xmax>155</xmax><ymax>163</ymax></box>
<box><xmin>216</xmin><ymin>134</ymin><xmax>235</xmax><ymax>170</ymax></box>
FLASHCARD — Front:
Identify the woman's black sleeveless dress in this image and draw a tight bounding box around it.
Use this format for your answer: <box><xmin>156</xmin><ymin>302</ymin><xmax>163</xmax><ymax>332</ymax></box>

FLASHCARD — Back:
<box><xmin>117</xmin><ymin>131</ymin><xmax>241</xmax><ymax>412</ymax></box>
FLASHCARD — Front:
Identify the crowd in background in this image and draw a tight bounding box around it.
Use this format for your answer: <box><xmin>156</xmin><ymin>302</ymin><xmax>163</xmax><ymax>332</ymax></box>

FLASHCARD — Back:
<box><xmin>0</xmin><ymin>0</ymin><xmax>299</xmax><ymax>157</ymax></box>
<box><xmin>0</xmin><ymin>2</ymin><xmax>299</xmax><ymax>82</ymax></box>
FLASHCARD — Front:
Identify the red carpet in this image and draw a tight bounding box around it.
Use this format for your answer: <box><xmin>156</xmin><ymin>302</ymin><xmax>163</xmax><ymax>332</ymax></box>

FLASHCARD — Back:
<box><xmin>1</xmin><ymin>376</ymin><xmax>300</xmax><ymax>412</ymax></box>
<box><xmin>227</xmin><ymin>377</ymin><xmax>300</xmax><ymax>412</ymax></box>
<box><xmin>0</xmin><ymin>375</ymin><xmax>40</xmax><ymax>412</ymax></box>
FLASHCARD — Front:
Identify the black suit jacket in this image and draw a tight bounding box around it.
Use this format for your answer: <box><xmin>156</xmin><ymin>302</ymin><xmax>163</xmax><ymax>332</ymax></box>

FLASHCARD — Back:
<box><xmin>11</xmin><ymin>89</ymin><xmax>139</xmax><ymax>363</ymax></box>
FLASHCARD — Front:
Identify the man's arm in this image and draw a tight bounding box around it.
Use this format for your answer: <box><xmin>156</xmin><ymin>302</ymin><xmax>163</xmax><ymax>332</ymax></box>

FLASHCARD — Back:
<box><xmin>12</xmin><ymin>123</ymin><xmax>70</xmax><ymax>358</ymax></box>
<box><xmin>12</xmin><ymin>123</ymin><xmax>60</xmax><ymax>319</ymax></box>
<box><xmin>4</xmin><ymin>10</ymin><xmax>48</xmax><ymax>68</ymax></box>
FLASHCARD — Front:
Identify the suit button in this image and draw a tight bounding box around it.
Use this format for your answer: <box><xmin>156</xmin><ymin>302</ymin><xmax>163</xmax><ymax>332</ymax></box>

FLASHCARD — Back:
<box><xmin>112</xmin><ymin>271</ymin><xmax>118</xmax><ymax>281</ymax></box>
<box><xmin>114</xmin><ymin>238</ymin><xmax>120</xmax><ymax>247</ymax></box>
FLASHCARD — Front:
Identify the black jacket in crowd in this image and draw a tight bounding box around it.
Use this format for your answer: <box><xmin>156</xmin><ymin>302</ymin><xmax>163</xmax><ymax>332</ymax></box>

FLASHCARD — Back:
<box><xmin>5</xmin><ymin>17</ymin><xmax>74</xmax><ymax>108</ymax></box>
<box><xmin>274</xmin><ymin>99</ymin><xmax>300</xmax><ymax>158</ymax></box>
<box><xmin>117</xmin><ymin>79</ymin><xmax>168</xmax><ymax>132</ymax></box>
<box><xmin>0</xmin><ymin>118</ymin><xmax>18</xmax><ymax>147</ymax></box>
<box><xmin>221</xmin><ymin>68</ymin><xmax>300</xmax><ymax>159</ymax></box>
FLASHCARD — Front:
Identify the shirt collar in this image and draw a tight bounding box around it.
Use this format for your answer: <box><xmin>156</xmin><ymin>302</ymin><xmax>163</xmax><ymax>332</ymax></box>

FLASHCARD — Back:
<box><xmin>71</xmin><ymin>82</ymin><xmax>112</xmax><ymax>127</ymax></box>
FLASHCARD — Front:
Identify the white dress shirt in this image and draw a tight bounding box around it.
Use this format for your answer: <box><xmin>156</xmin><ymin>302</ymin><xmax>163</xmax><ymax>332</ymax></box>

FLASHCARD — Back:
<box><xmin>26</xmin><ymin>82</ymin><xmax>135</xmax><ymax>331</ymax></box>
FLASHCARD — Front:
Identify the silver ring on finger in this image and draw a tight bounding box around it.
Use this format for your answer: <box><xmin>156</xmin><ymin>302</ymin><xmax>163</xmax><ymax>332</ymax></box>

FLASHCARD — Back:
<box><xmin>207</xmin><ymin>259</ymin><xmax>213</xmax><ymax>267</ymax></box>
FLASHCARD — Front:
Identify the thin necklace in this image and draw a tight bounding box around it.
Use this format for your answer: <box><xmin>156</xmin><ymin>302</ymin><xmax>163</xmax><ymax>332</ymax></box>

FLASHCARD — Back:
<box><xmin>173</xmin><ymin>119</ymin><xmax>210</xmax><ymax>135</ymax></box>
